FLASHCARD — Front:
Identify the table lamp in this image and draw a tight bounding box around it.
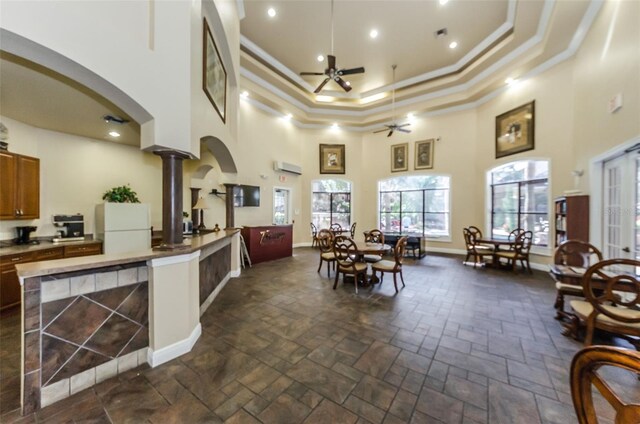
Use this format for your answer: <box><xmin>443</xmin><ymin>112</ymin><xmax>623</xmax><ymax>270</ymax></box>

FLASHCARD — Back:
<box><xmin>193</xmin><ymin>197</ymin><xmax>208</xmax><ymax>231</ymax></box>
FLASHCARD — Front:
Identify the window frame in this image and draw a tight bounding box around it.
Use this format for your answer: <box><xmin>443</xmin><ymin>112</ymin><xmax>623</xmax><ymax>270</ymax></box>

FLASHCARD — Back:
<box><xmin>486</xmin><ymin>159</ymin><xmax>552</xmax><ymax>256</ymax></box>
<box><xmin>377</xmin><ymin>175</ymin><xmax>452</xmax><ymax>241</ymax></box>
<box><xmin>311</xmin><ymin>179</ymin><xmax>352</xmax><ymax>229</ymax></box>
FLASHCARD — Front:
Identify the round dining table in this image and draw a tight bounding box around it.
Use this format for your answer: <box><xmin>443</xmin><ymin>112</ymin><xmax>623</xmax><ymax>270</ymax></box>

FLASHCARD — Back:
<box><xmin>338</xmin><ymin>240</ymin><xmax>392</xmax><ymax>286</ymax></box>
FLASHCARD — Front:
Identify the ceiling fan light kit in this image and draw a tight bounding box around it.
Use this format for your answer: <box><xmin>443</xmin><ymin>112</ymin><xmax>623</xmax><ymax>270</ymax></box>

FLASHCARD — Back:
<box><xmin>299</xmin><ymin>0</ymin><xmax>365</xmax><ymax>94</ymax></box>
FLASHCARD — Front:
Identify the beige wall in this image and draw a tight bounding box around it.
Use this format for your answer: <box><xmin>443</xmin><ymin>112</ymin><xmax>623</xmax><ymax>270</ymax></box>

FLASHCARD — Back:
<box><xmin>0</xmin><ymin>116</ymin><xmax>163</xmax><ymax>241</ymax></box>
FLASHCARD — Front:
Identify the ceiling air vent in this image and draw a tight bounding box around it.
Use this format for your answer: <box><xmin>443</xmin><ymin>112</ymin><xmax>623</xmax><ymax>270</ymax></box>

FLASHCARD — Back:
<box><xmin>434</xmin><ymin>28</ymin><xmax>448</xmax><ymax>39</ymax></box>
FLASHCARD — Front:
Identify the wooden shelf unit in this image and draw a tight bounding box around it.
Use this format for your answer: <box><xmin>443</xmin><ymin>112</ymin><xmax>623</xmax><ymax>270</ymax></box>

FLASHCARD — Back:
<box><xmin>554</xmin><ymin>195</ymin><xmax>589</xmax><ymax>247</ymax></box>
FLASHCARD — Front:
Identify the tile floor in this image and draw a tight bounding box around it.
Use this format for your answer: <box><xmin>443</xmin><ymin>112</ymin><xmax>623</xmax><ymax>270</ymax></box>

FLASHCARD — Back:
<box><xmin>2</xmin><ymin>248</ymin><xmax>639</xmax><ymax>423</ymax></box>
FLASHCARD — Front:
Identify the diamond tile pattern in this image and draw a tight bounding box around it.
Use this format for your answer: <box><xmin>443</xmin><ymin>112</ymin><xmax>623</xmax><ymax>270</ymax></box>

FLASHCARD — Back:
<box><xmin>41</xmin><ymin>282</ymin><xmax>148</xmax><ymax>387</ymax></box>
<box><xmin>6</xmin><ymin>249</ymin><xmax>640</xmax><ymax>423</ymax></box>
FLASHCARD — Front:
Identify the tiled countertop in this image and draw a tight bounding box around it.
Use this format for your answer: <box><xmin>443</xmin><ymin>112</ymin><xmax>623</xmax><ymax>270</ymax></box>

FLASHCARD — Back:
<box><xmin>16</xmin><ymin>229</ymin><xmax>238</xmax><ymax>279</ymax></box>
<box><xmin>0</xmin><ymin>238</ymin><xmax>102</xmax><ymax>257</ymax></box>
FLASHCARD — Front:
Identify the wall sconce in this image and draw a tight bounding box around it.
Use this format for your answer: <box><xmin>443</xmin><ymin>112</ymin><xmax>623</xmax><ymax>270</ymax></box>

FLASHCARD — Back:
<box><xmin>192</xmin><ymin>197</ymin><xmax>208</xmax><ymax>230</ymax></box>
<box><xmin>571</xmin><ymin>169</ymin><xmax>584</xmax><ymax>190</ymax></box>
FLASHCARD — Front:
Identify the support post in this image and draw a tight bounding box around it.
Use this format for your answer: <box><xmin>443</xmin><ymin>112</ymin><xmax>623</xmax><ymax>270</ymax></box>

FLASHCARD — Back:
<box><xmin>154</xmin><ymin>150</ymin><xmax>191</xmax><ymax>250</ymax></box>
<box><xmin>190</xmin><ymin>187</ymin><xmax>200</xmax><ymax>229</ymax></box>
<box><xmin>223</xmin><ymin>183</ymin><xmax>238</xmax><ymax>229</ymax></box>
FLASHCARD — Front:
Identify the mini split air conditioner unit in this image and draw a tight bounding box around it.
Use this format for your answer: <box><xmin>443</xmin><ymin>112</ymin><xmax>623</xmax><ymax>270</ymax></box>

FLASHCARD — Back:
<box><xmin>273</xmin><ymin>161</ymin><xmax>302</xmax><ymax>175</ymax></box>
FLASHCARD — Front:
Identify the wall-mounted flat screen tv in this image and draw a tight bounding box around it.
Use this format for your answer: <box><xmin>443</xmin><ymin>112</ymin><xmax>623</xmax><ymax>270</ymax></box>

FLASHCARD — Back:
<box><xmin>234</xmin><ymin>185</ymin><xmax>260</xmax><ymax>207</ymax></box>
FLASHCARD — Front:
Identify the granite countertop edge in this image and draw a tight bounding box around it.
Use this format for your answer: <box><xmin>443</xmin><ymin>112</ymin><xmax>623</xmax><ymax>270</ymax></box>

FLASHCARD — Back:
<box><xmin>16</xmin><ymin>229</ymin><xmax>239</xmax><ymax>279</ymax></box>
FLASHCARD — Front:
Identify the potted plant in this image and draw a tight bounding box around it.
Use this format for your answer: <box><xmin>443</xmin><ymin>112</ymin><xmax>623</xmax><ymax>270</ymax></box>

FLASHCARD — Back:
<box><xmin>102</xmin><ymin>185</ymin><xmax>140</xmax><ymax>203</ymax></box>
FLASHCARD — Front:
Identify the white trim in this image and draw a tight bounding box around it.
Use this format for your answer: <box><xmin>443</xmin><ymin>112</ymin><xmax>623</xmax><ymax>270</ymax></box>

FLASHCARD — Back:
<box><xmin>273</xmin><ymin>186</ymin><xmax>292</xmax><ymax>225</ymax></box>
<box><xmin>231</xmin><ymin>269</ymin><xmax>241</xmax><ymax>277</ymax></box>
<box><xmin>200</xmin><ymin>272</ymin><xmax>231</xmax><ymax>316</ymax></box>
<box><xmin>424</xmin><ymin>247</ymin><xmax>466</xmax><ymax>255</ymax></box>
<box><xmin>147</xmin><ymin>323</ymin><xmax>201</xmax><ymax>368</ymax></box>
<box><xmin>148</xmin><ymin>250</ymin><xmax>200</xmax><ymax>267</ymax></box>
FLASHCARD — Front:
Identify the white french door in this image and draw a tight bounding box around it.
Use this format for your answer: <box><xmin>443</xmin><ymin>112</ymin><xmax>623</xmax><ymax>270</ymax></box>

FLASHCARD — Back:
<box><xmin>273</xmin><ymin>188</ymin><xmax>291</xmax><ymax>225</ymax></box>
<box><xmin>602</xmin><ymin>152</ymin><xmax>637</xmax><ymax>259</ymax></box>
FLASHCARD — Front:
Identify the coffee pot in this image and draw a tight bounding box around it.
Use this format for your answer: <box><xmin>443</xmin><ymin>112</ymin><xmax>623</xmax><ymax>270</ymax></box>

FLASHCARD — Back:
<box><xmin>15</xmin><ymin>226</ymin><xmax>37</xmax><ymax>245</ymax></box>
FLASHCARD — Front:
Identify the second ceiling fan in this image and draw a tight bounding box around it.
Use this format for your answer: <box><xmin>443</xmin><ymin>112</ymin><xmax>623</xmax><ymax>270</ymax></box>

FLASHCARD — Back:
<box><xmin>374</xmin><ymin>65</ymin><xmax>411</xmax><ymax>137</ymax></box>
<box><xmin>299</xmin><ymin>0</ymin><xmax>365</xmax><ymax>94</ymax></box>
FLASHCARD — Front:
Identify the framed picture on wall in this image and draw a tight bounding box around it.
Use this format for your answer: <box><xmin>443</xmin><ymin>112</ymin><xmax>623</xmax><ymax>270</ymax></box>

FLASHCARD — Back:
<box><xmin>391</xmin><ymin>143</ymin><xmax>408</xmax><ymax>172</ymax></box>
<box><xmin>319</xmin><ymin>144</ymin><xmax>345</xmax><ymax>174</ymax></box>
<box><xmin>203</xmin><ymin>18</ymin><xmax>227</xmax><ymax>123</ymax></box>
<box><xmin>415</xmin><ymin>139</ymin><xmax>434</xmax><ymax>170</ymax></box>
<box><xmin>495</xmin><ymin>100</ymin><xmax>535</xmax><ymax>158</ymax></box>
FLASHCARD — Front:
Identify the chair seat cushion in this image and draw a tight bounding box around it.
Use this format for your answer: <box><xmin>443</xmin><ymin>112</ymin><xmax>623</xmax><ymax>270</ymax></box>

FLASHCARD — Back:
<box><xmin>372</xmin><ymin>260</ymin><xmax>397</xmax><ymax>272</ymax></box>
<box><xmin>477</xmin><ymin>244</ymin><xmax>495</xmax><ymax>251</ymax></box>
<box><xmin>495</xmin><ymin>251</ymin><xmax>517</xmax><ymax>259</ymax></box>
<box><xmin>570</xmin><ymin>300</ymin><xmax>640</xmax><ymax>329</ymax></box>
<box><xmin>321</xmin><ymin>252</ymin><xmax>336</xmax><ymax>260</ymax></box>
<box><xmin>363</xmin><ymin>254</ymin><xmax>383</xmax><ymax>263</ymax></box>
<box><xmin>555</xmin><ymin>282</ymin><xmax>583</xmax><ymax>295</ymax></box>
<box><xmin>338</xmin><ymin>262</ymin><xmax>368</xmax><ymax>273</ymax></box>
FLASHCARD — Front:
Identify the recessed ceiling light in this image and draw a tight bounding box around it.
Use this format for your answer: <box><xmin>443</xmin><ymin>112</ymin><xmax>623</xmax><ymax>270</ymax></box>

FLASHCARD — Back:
<box><xmin>345</xmin><ymin>81</ymin><xmax>351</xmax><ymax>86</ymax></box>
<box><xmin>505</xmin><ymin>77</ymin><xmax>516</xmax><ymax>85</ymax></box>
<box><xmin>407</xmin><ymin>113</ymin><xmax>415</xmax><ymax>120</ymax></box>
<box><xmin>439</xmin><ymin>0</ymin><xmax>449</xmax><ymax>5</ymax></box>
<box><xmin>317</xmin><ymin>55</ymin><xmax>324</xmax><ymax>62</ymax></box>
<box><xmin>284</xmin><ymin>113</ymin><xmax>292</xmax><ymax>120</ymax></box>
<box><xmin>108</xmin><ymin>131</ymin><xmax>121</xmax><ymax>138</ymax></box>
<box><xmin>267</xmin><ymin>7</ymin><xmax>276</xmax><ymax>17</ymax></box>
<box><xmin>316</xmin><ymin>95</ymin><xmax>334</xmax><ymax>102</ymax></box>
<box><xmin>369</xmin><ymin>29</ymin><xmax>379</xmax><ymax>39</ymax></box>
<box><xmin>241</xmin><ymin>91</ymin><xmax>249</xmax><ymax>98</ymax></box>
<box><xmin>331</xmin><ymin>123</ymin><xmax>339</xmax><ymax>130</ymax></box>
<box><xmin>449</xmin><ymin>41</ymin><xmax>458</xmax><ymax>49</ymax></box>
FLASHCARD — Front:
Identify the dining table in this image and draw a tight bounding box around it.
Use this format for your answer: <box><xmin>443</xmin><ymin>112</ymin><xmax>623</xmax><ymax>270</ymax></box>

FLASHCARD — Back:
<box><xmin>339</xmin><ymin>240</ymin><xmax>392</xmax><ymax>286</ymax></box>
<box><xmin>473</xmin><ymin>238</ymin><xmax>516</xmax><ymax>268</ymax></box>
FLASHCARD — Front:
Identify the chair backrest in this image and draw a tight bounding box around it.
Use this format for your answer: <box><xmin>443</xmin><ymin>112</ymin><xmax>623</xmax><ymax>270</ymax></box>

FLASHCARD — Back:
<box><xmin>394</xmin><ymin>236</ymin><xmax>408</xmax><ymax>268</ymax></box>
<box><xmin>571</xmin><ymin>346</ymin><xmax>640</xmax><ymax>424</ymax></box>
<box><xmin>508</xmin><ymin>228</ymin><xmax>525</xmax><ymax>243</ymax></box>
<box><xmin>554</xmin><ymin>240</ymin><xmax>602</xmax><ymax>268</ymax></box>
<box><xmin>317</xmin><ymin>229</ymin><xmax>334</xmax><ymax>253</ymax></box>
<box><xmin>468</xmin><ymin>226</ymin><xmax>483</xmax><ymax>240</ymax></box>
<box><xmin>310</xmin><ymin>222</ymin><xmax>318</xmax><ymax>237</ymax></box>
<box><xmin>514</xmin><ymin>231</ymin><xmax>533</xmax><ymax>255</ymax></box>
<box><xmin>365</xmin><ymin>229</ymin><xmax>384</xmax><ymax>244</ymax></box>
<box><xmin>582</xmin><ymin>258</ymin><xmax>640</xmax><ymax>325</ymax></box>
<box><xmin>330</xmin><ymin>223</ymin><xmax>342</xmax><ymax>233</ymax></box>
<box><xmin>333</xmin><ymin>237</ymin><xmax>359</xmax><ymax>272</ymax></box>
<box><xmin>350</xmin><ymin>222</ymin><xmax>357</xmax><ymax>238</ymax></box>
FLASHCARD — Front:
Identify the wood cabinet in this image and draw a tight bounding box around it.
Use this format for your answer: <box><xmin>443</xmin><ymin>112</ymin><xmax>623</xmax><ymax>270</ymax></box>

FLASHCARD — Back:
<box><xmin>0</xmin><ymin>151</ymin><xmax>40</xmax><ymax>220</ymax></box>
<box><xmin>555</xmin><ymin>195</ymin><xmax>589</xmax><ymax>247</ymax></box>
<box><xmin>241</xmin><ymin>225</ymin><xmax>293</xmax><ymax>265</ymax></box>
<box><xmin>0</xmin><ymin>242</ymin><xmax>102</xmax><ymax>310</ymax></box>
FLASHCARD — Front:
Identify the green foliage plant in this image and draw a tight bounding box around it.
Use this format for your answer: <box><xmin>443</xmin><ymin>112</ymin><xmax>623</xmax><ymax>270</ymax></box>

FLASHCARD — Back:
<box><xmin>102</xmin><ymin>185</ymin><xmax>140</xmax><ymax>203</ymax></box>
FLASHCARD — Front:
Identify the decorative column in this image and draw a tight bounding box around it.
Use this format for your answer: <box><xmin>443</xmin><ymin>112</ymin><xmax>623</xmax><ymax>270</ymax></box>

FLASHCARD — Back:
<box><xmin>190</xmin><ymin>187</ymin><xmax>201</xmax><ymax>229</ymax></box>
<box><xmin>223</xmin><ymin>183</ymin><xmax>238</xmax><ymax>229</ymax></box>
<box><xmin>154</xmin><ymin>150</ymin><xmax>191</xmax><ymax>250</ymax></box>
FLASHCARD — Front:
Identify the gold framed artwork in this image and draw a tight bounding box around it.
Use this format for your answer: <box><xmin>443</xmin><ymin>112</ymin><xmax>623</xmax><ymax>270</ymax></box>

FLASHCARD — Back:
<box><xmin>495</xmin><ymin>100</ymin><xmax>535</xmax><ymax>158</ymax></box>
<box><xmin>391</xmin><ymin>143</ymin><xmax>408</xmax><ymax>172</ymax></box>
<box><xmin>203</xmin><ymin>18</ymin><xmax>227</xmax><ymax>123</ymax></box>
<box><xmin>319</xmin><ymin>144</ymin><xmax>345</xmax><ymax>174</ymax></box>
<box><xmin>415</xmin><ymin>139</ymin><xmax>434</xmax><ymax>170</ymax></box>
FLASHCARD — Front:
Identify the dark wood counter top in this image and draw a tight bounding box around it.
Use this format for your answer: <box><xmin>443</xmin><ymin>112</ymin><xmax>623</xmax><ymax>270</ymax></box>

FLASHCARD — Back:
<box><xmin>16</xmin><ymin>229</ymin><xmax>239</xmax><ymax>279</ymax></box>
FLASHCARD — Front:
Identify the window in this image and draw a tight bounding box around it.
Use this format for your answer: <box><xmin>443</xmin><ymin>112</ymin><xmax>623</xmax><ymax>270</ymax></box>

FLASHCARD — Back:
<box><xmin>311</xmin><ymin>179</ymin><xmax>351</xmax><ymax>229</ymax></box>
<box><xmin>489</xmin><ymin>160</ymin><xmax>549</xmax><ymax>246</ymax></box>
<box><xmin>378</xmin><ymin>176</ymin><xmax>450</xmax><ymax>238</ymax></box>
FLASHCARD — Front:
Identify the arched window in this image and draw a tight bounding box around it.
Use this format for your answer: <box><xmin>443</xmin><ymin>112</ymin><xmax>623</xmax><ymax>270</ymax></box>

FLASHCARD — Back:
<box><xmin>378</xmin><ymin>176</ymin><xmax>450</xmax><ymax>238</ymax></box>
<box><xmin>311</xmin><ymin>179</ymin><xmax>351</xmax><ymax>229</ymax></box>
<box><xmin>488</xmin><ymin>160</ymin><xmax>549</xmax><ymax>246</ymax></box>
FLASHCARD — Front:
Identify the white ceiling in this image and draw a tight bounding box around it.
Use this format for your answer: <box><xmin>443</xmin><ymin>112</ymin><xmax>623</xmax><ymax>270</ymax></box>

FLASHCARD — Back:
<box><xmin>0</xmin><ymin>0</ymin><xmax>600</xmax><ymax>143</ymax></box>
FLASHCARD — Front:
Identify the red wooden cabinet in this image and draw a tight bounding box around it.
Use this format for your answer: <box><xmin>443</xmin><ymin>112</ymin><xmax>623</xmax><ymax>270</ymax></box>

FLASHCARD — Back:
<box><xmin>241</xmin><ymin>225</ymin><xmax>293</xmax><ymax>265</ymax></box>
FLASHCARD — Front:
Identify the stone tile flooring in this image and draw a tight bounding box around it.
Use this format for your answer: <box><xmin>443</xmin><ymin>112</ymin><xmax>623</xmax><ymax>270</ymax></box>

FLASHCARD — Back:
<box><xmin>2</xmin><ymin>249</ymin><xmax>639</xmax><ymax>423</ymax></box>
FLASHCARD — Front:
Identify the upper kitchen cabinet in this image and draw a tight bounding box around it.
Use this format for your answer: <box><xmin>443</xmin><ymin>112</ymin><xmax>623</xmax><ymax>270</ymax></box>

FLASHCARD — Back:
<box><xmin>0</xmin><ymin>151</ymin><xmax>40</xmax><ymax>220</ymax></box>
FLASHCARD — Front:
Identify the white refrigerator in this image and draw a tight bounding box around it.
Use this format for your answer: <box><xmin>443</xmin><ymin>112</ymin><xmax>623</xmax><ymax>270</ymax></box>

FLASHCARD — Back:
<box><xmin>95</xmin><ymin>203</ymin><xmax>151</xmax><ymax>254</ymax></box>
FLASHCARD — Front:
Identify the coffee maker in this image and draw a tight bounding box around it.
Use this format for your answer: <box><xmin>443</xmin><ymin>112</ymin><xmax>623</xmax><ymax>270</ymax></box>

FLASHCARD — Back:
<box><xmin>15</xmin><ymin>226</ymin><xmax>38</xmax><ymax>245</ymax></box>
<box><xmin>52</xmin><ymin>214</ymin><xmax>85</xmax><ymax>242</ymax></box>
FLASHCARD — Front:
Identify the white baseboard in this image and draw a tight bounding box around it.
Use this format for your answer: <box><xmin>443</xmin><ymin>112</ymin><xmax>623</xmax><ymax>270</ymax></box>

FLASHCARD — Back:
<box><xmin>293</xmin><ymin>242</ymin><xmax>313</xmax><ymax>248</ymax></box>
<box><xmin>147</xmin><ymin>323</ymin><xmax>201</xmax><ymax>368</ymax></box>
<box><xmin>230</xmin><ymin>268</ymin><xmax>241</xmax><ymax>277</ymax></box>
<box><xmin>424</xmin><ymin>246</ymin><xmax>467</xmax><ymax>255</ymax></box>
<box><xmin>200</xmin><ymin>272</ymin><xmax>231</xmax><ymax>316</ymax></box>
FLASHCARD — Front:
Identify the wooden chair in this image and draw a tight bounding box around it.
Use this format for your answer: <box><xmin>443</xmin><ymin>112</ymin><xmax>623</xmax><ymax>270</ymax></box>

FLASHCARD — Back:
<box><xmin>569</xmin><ymin>259</ymin><xmax>640</xmax><ymax>349</ymax></box>
<box><xmin>310</xmin><ymin>223</ymin><xmax>319</xmax><ymax>248</ymax></box>
<box><xmin>333</xmin><ymin>237</ymin><xmax>368</xmax><ymax>294</ymax></box>
<box><xmin>371</xmin><ymin>236</ymin><xmax>407</xmax><ymax>293</ymax></box>
<box><xmin>316</xmin><ymin>229</ymin><xmax>336</xmax><ymax>278</ymax></box>
<box><xmin>494</xmin><ymin>230</ymin><xmax>532</xmax><ymax>273</ymax></box>
<box><xmin>463</xmin><ymin>227</ymin><xmax>494</xmax><ymax>267</ymax></box>
<box><xmin>363</xmin><ymin>229</ymin><xmax>385</xmax><ymax>263</ymax></box>
<box><xmin>552</xmin><ymin>240</ymin><xmax>603</xmax><ymax>320</ymax></box>
<box><xmin>468</xmin><ymin>226</ymin><xmax>495</xmax><ymax>251</ymax></box>
<box><xmin>350</xmin><ymin>222</ymin><xmax>357</xmax><ymax>238</ymax></box>
<box><xmin>330</xmin><ymin>223</ymin><xmax>343</xmax><ymax>234</ymax></box>
<box><xmin>570</xmin><ymin>346</ymin><xmax>640</xmax><ymax>423</ymax></box>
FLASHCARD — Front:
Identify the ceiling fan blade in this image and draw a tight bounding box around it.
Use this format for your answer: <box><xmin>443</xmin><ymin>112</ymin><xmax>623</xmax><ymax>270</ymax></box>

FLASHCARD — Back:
<box><xmin>340</xmin><ymin>67</ymin><xmax>365</xmax><ymax>76</ymax></box>
<box><xmin>387</xmin><ymin>130</ymin><xmax>394</xmax><ymax>137</ymax></box>
<box><xmin>397</xmin><ymin>128</ymin><xmax>411</xmax><ymax>133</ymax></box>
<box><xmin>397</xmin><ymin>123</ymin><xmax>411</xmax><ymax>128</ymax></box>
<box><xmin>300</xmin><ymin>72</ymin><xmax>325</xmax><ymax>76</ymax></box>
<box><xmin>328</xmin><ymin>55</ymin><xmax>336</xmax><ymax>70</ymax></box>
<box><xmin>373</xmin><ymin>128</ymin><xmax>388</xmax><ymax>133</ymax></box>
<box><xmin>334</xmin><ymin>77</ymin><xmax>352</xmax><ymax>92</ymax></box>
<box><xmin>314</xmin><ymin>78</ymin><xmax>331</xmax><ymax>94</ymax></box>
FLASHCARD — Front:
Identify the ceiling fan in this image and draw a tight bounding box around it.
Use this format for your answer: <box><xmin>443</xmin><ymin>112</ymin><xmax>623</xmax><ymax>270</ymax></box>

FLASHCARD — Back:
<box><xmin>299</xmin><ymin>0</ymin><xmax>365</xmax><ymax>94</ymax></box>
<box><xmin>374</xmin><ymin>65</ymin><xmax>411</xmax><ymax>137</ymax></box>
